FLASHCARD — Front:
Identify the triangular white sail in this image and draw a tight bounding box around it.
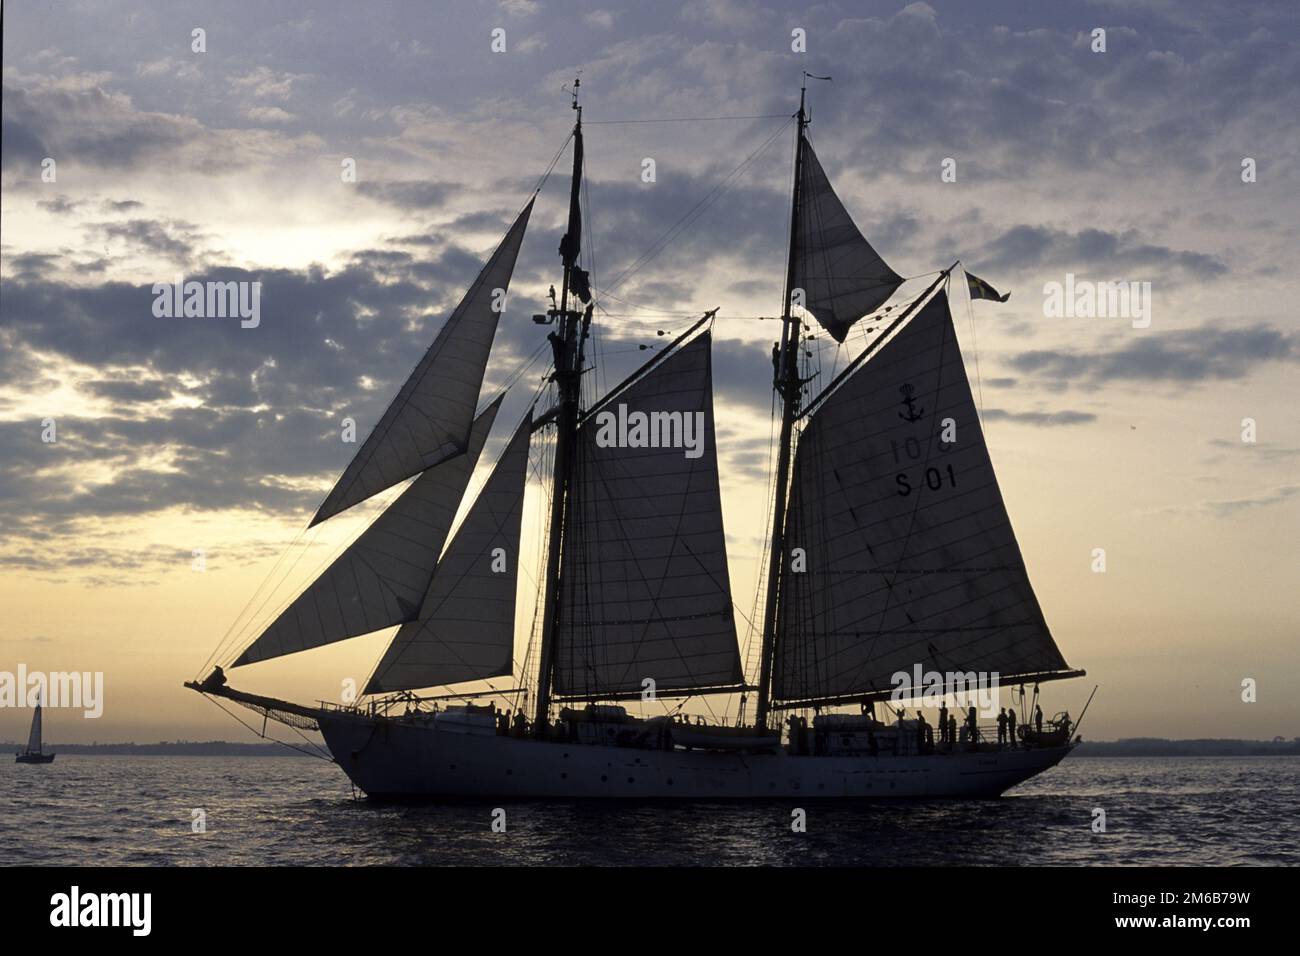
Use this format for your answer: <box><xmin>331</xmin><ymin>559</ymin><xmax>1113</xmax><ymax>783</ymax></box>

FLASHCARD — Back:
<box><xmin>365</xmin><ymin>412</ymin><xmax>533</xmax><ymax>693</ymax></box>
<box><xmin>553</xmin><ymin>333</ymin><xmax>745</xmax><ymax>699</ymax></box>
<box><xmin>311</xmin><ymin>200</ymin><xmax>534</xmax><ymax>526</ymax></box>
<box><xmin>27</xmin><ymin>704</ymin><xmax>42</xmax><ymax>753</ymax></box>
<box><xmin>773</xmin><ymin>290</ymin><xmax>1070</xmax><ymax>704</ymax></box>
<box><xmin>793</xmin><ymin>137</ymin><xmax>903</xmax><ymax>343</ymax></box>
<box><xmin>235</xmin><ymin>400</ymin><xmax>502</xmax><ymax>666</ymax></box>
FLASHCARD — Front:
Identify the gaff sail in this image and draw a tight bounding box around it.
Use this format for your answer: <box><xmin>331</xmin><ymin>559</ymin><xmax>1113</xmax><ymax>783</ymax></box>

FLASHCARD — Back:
<box><xmin>553</xmin><ymin>333</ymin><xmax>745</xmax><ymax>699</ymax></box>
<box><xmin>773</xmin><ymin>290</ymin><xmax>1071</xmax><ymax>705</ymax></box>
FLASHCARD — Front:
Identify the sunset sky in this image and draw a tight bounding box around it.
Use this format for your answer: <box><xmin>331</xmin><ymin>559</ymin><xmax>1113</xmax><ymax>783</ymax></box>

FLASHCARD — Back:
<box><xmin>2</xmin><ymin>0</ymin><xmax>1297</xmax><ymax>745</ymax></box>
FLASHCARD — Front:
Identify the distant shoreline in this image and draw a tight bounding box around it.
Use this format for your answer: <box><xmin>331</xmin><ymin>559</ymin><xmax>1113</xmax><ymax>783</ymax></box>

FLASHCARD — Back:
<box><xmin>5</xmin><ymin>738</ymin><xmax>1299</xmax><ymax>757</ymax></box>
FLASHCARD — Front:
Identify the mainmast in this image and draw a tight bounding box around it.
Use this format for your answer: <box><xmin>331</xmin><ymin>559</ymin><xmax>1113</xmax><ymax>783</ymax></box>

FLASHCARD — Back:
<box><xmin>533</xmin><ymin>78</ymin><xmax>589</xmax><ymax>734</ymax></box>
<box><xmin>753</xmin><ymin>81</ymin><xmax>810</xmax><ymax>731</ymax></box>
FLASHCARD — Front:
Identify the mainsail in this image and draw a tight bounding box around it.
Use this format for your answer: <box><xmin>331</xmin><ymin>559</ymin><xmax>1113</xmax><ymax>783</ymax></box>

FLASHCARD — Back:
<box><xmin>310</xmin><ymin>200</ymin><xmax>534</xmax><ymax>526</ymax></box>
<box><xmin>365</xmin><ymin>412</ymin><xmax>533</xmax><ymax>693</ymax></box>
<box><xmin>234</xmin><ymin>400</ymin><xmax>502</xmax><ymax>666</ymax></box>
<box><xmin>773</xmin><ymin>289</ymin><xmax>1070</xmax><ymax>704</ymax></box>
<box><xmin>792</xmin><ymin>136</ymin><xmax>902</xmax><ymax>343</ymax></box>
<box><xmin>27</xmin><ymin>704</ymin><xmax>42</xmax><ymax>753</ymax></box>
<box><xmin>553</xmin><ymin>333</ymin><xmax>744</xmax><ymax>698</ymax></box>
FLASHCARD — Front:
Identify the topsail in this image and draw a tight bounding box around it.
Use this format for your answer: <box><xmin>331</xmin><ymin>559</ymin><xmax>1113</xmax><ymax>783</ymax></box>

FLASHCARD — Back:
<box><xmin>792</xmin><ymin>137</ymin><xmax>902</xmax><ymax>343</ymax></box>
<box><xmin>773</xmin><ymin>290</ymin><xmax>1071</xmax><ymax>704</ymax></box>
<box><xmin>310</xmin><ymin>200</ymin><xmax>534</xmax><ymax>526</ymax></box>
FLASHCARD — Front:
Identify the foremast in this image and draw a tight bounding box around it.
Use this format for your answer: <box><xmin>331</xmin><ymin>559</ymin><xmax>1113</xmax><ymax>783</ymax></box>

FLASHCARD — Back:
<box><xmin>533</xmin><ymin>80</ymin><xmax>589</xmax><ymax>735</ymax></box>
<box><xmin>753</xmin><ymin>83</ymin><xmax>809</xmax><ymax>732</ymax></box>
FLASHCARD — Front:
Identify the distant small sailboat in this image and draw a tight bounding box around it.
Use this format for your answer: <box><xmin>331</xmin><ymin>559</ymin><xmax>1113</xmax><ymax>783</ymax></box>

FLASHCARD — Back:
<box><xmin>15</xmin><ymin>702</ymin><xmax>55</xmax><ymax>764</ymax></box>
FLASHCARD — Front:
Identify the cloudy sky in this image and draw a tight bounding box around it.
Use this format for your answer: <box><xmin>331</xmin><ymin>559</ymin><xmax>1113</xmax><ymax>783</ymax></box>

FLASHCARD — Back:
<box><xmin>2</xmin><ymin>0</ymin><xmax>1297</xmax><ymax>744</ymax></box>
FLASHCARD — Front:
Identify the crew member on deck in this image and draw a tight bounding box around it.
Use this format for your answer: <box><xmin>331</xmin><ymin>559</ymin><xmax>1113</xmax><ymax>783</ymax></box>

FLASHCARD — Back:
<box><xmin>966</xmin><ymin>705</ymin><xmax>978</xmax><ymax>744</ymax></box>
<box><xmin>939</xmin><ymin>703</ymin><xmax>949</xmax><ymax>744</ymax></box>
<box><xmin>947</xmin><ymin>714</ymin><xmax>957</xmax><ymax>749</ymax></box>
<box><xmin>1007</xmin><ymin>707</ymin><xmax>1017</xmax><ymax>745</ymax></box>
<box><xmin>997</xmin><ymin>708</ymin><xmax>1008</xmax><ymax>745</ymax></box>
<box><xmin>1034</xmin><ymin>704</ymin><xmax>1043</xmax><ymax>734</ymax></box>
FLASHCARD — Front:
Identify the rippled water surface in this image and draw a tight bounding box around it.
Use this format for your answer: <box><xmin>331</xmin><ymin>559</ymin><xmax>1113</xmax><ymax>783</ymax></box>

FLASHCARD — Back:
<box><xmin>2</xmin><ymin>755</ymin><xmax>1296</xmax><ymax>865</ymax></box>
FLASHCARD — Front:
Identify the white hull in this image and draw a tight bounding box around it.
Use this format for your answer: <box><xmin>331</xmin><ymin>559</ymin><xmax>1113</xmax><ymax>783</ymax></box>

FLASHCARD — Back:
<box><xmin>318</xmin><ymin>714</ymin><xmax>1072</xmax><ymax>800</ymax></box>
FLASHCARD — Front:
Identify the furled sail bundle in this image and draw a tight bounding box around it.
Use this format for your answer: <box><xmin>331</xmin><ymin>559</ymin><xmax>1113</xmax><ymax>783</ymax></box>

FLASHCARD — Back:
<box><xmin>365</xmin><ymin>412</ymin><xmax>533</xmax><ymax>693</ymax></box>
<box><xmin>234</xmin><ymin>401</ymin><xmax>502</xmax><ymax>666</ymax></box>
<box><xmin>792</xmin><ymin>137</ymin><xmax>903</xmax><ymax>343</ymax></box>
<box><xmin>773</xmin><ymin>290</ymin><xmax>1071</xmax><ymax>704</ymax></box>
<box><xmin>553</xmin><ymin>333</ymin><xmax>744</xmax><ymax>698</ymax></box>
<box><xmin>310</xmin><ymin>200</ymin><xmax>534</xmax><ymax>526</ymax></box>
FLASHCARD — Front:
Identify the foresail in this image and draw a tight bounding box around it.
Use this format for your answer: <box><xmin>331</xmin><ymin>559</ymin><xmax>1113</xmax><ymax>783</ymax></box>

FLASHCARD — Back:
<box><xmin>234</xmin><ymin>400</ymin><xmax>502</xmax><ymax>667</ymax></box>
<box><xmin>365</xmin><ymin>412</ymin><xmax>532</xmax><ymax>694</ymax></box>
<box><xmin>773</xmin><ymin>290</ymin><xmax>1069</xmax><ymax>704</ymax></box>
<box><xmin>553</xmin><ymin>333</ymin><xmax>744</xmax><ymax>698</ymax></box>
<box><xmin>793</xmin><ymin>138</ymin><xmax>903</xmax><ymax>343</ymax></box>
<box><xmin>310</xmin><ymin>200</ymin><xmax>534</xmax><ymax>526</ymax></box>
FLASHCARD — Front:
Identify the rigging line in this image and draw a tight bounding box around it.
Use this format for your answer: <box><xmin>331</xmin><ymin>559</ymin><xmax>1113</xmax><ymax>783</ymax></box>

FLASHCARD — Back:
<box><xmin>217</xmin><ymin>482</ymin><xmax>408</xmax><ymax>667</ymax></box>
<box><xmin>581</xmin><ymin>140</ymin><xmax>607</xmax><ymax>403</ymax></box>
<box><xmin>586</xmin><ymin>113</ymin><xmax>789</xmax><ymax>125</ymax></box>
<box><xmin>197</xmin><ymin>520</ymin><xmax>313</xmax><ymax>679</ymax></box>
<box><xmin>603</xmin><ymin>117</ymin><xmax>793</xmax><ymax>293</ymax></box>
<box><xmin>531</xmin><ymin>129</ymin><xmax>575</xmax><ymax>198</ymax></box>
<box><xmin>742</xmin><ymin>374</ymin><xmax>782</xmax><ymax>679</ymax></box>
<box><xmin>200</xmin><ymin>693</ymin><xmax>333</xmax><ymax>762</ymax></box>
<box><xmin>960</xmin><ymin>263</ymin><xmax>986</xmax><ymax>418</ymax></box>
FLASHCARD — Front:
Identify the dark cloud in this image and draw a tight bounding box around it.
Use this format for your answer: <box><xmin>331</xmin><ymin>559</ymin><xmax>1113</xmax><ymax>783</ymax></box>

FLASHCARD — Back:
<box><xmin>85</xmin><ymin>218</ymin><xmax>205</xmax><ymax>262</ymax></box>
<box><xmin>979</xmin><ymin>226</ymin><xmax>1228</xmax><ymax>279</ymax></box>
<box><xmin>1007</xmin><ymin>324</ymin><xmax>1299</xmax><ymax>384</ymax></box>
<box><xmin>356</xmin><ymin>181</ymin><xmax>459</xmax><ymax>210</ymax></box>
<box><xmin>1</xmin><ymin>81</ymin><xmax>194</xmax><ymax>171</ymax></box>
<box><xmin>979</xmin><ymin>408</ymin><xmax>1096</xmax><ymax>426</ymax></box>
<box><xmin>37</xmin><ymin>195</ymin><xmax>86</xmax><ymax>215</ymax></box>
<box><xmin>82</xmin><ymin>379</ymin><xmax>175</xmax><ymax>403</ymax></box>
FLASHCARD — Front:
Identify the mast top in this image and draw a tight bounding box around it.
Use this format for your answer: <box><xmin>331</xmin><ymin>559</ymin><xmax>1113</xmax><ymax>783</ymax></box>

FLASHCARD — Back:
<box><xmin>565</xmin><ymin>72</ymin><xmax>583</xmax><ymax>121</ymax></box>
<box><xmin>799</xmin><ymin>71</ymin><xmax>831</xmax><ymax>123</ymax></box>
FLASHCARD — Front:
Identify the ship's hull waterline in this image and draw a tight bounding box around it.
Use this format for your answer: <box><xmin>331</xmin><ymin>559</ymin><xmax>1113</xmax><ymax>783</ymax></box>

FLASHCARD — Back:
<box><xmin>318</xmin><ymin>714</ymin><xmax>1073</xmax><ymax>800</ymax></box>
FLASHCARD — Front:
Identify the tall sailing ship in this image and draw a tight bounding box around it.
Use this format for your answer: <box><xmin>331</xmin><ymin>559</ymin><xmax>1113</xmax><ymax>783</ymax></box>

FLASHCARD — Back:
<box><xmin>189</xmin><ymin>79</ymin><xmax>1086</xmax><ymax>799</ymax></box>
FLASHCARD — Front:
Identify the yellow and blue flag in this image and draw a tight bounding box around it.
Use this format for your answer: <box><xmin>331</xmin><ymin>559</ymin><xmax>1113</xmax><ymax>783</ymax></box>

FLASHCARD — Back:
<box><xmin>966</xmin><ymin>271</ymin><xmax>1010</xmax><ymax>303</ymax></box>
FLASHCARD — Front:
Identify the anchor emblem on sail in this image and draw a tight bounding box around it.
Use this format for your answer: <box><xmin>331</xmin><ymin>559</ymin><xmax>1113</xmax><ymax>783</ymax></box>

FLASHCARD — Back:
<box><xmin>898</xmin><ymin>384</ymin><xmax>925</xmax><ymax>422</ymax></box>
